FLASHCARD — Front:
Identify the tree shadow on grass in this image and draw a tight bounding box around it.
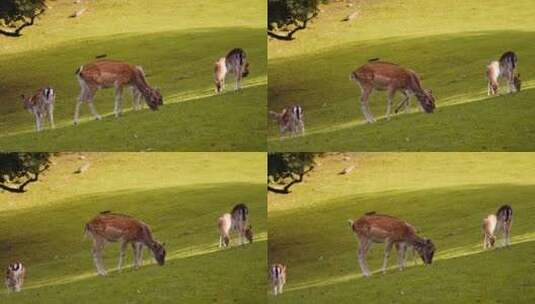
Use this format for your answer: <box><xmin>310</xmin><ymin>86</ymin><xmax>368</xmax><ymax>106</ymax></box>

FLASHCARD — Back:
<box><xmin>268</xmin><ymin>30</ymin><xmax>535</xmax><ymax>151</ymax></box>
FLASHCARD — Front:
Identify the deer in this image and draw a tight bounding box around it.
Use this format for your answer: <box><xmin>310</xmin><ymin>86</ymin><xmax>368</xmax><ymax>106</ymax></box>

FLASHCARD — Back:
<box><xmin>482</xmin><ymin>214</ymin><xmax>497</xmax><ymax>249</ymax></box>
<box><xmin>496</xmin><ymin>204</ymin><xmax>513</xmax><ymax>247</ymax></box>
<box><xmin>84</xmin><ymin>211</ymin><xmax>166</xmax><ymax>276</ymax></box>
<box><xmin>270</xmin><ymin>263</ymin><xmax>287</xmax><ymax>296</ymax></box>
<box><xmin>74</xmin><ymin>59</ymin><xmax>163</xmax><ymax>125</ymax></box>
<box><xmin>217</xmin><ymin>213</ymin><xmax>253</xmax><ymax>248</ymax></box>
<box><xmin>348</xmin><ymin>212</ymin><xmax>435</xmax><ymax>277</ymax></box>
<box><xmin>21</xmin><ymin>87</ymin><xmax>55</xmax><ymax>132</ymax></box>
<box><xmin>269</xmin><ymin>105</ymin><xmax>304</xmax><ymax>137</ymax></box>
<box><xmin>5</xmin><ymin>262</ymin><xmax>26</xmax><ymax>293</ymax></box>
<box><xmin>214</xmin><ymin>48</ymin><xmax>250</xmax><ymax>94</ymax></box>
<box><xmin>218</xmin><ymin>203</ymin><xmax>253</xmax><ymax>248</ymax></box>
<box><xmin>350</xmin><ymin>60</ymin><xmax>435</xmax><ymax>123</ymax></box>
<box><xmin>487</xmin><ymin>51</ymin><xmax>521</xmax><ymax>96</ymax></box>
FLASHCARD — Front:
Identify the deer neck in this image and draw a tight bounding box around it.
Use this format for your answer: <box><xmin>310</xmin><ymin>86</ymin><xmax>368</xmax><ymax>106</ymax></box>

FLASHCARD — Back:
<box><xmin>132</xmin><ymin>70</ymin><xmax>154</xmax><ymax>98</ymax></box>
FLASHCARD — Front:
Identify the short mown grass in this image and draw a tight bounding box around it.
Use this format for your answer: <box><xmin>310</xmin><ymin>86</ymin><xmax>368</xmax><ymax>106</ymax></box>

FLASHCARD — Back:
<box><xmin>0</xmin><ymin>152</ymin><xmax>267</xmax><ymax>303</ymax></box>
<box><xmin>268</xmin><ymin>153</ymin><xmax>535</xmax><ymax>303</ymax></box>
<box><xmin>268</xmin><ymin>0</ymin><xmax>535</xmax><ymax>151</ymax></box>
<box><xmin>0</xmin><ymin>0</ymin><xmax>266</xmax><ymax>151</ymax></box>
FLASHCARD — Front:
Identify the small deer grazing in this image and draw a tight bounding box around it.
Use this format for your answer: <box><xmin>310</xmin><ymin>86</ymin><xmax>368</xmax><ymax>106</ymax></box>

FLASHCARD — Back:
<box><xmin>482</xmin><ymin>214</ymin><xmax>497</xmax><ymax>249</ymax></box>
<box><xmin>21</xmin><ymin>87</ymin><xmax>55</xmax><ymax>132</ymax></box>
<box><xmin>496</xmin><ymin>204</ymin><xmax>513</xmax><ymax>247</ymax></box>
<box><xmin>74</xmin><ymin>60</ymin><xmax>163</xmax><ymax>125</ymax></box>
<box><xmin>270</xmin><ymin>263</ymin><xmax>287</xmax><ymax>296</ymax></box>
<box><xmin>214</xmin><ymin>48</ymin><xmax>250</xmax><ymax>94</ymax></box>
<box><xmin>348</xmin><ymin>212</ymin><xmax>435</xmax><ymax>277</ymax></box>
<box><xmin>269</xmin><ymin>105</ymin><xmax>305</xmax><ymax>137</ymax></box>
<box><xmin>5</xmin><ymin>262</ymin><xmax>26</xmax><ymax>293</ymax></box>
<box><xmin>218</xmin><ymin>204</ymin><xmax>253</xmax><ymax>248</ymax></box>
<box><xmin>487</xmin><ymin>51</ymin><xmax>521</xmax><ymax>95</ymax></box>
<box><xmin>84</xmin><ymin>212</ymin><xmax>166</xmax><ymax>276</ymax></box>
<box><xmin>350</xmin><ymin>60</ymin><xmax>435</xmax><ymax>123</ymax></box>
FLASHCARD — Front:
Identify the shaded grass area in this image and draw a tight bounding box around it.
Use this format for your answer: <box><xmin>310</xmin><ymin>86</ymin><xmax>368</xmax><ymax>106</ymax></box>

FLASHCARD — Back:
<box><xmin>0</xmin><ymin>153</ymin><xmax>267</xmax><ymax>303</ymax></box>
<box><xmin>268</xmin><ymin>0</ymin><xmax>535</xmax><ymax>151</ymax></box>
<box><xmin>268</xmin><ymin>153</ymin><xmax>535</xmax><ymax>303</ymax></box>
<box><xmin>0</xmin><ymin>0</ymin><xmax>266</xmax><ymax>151</ymax></box>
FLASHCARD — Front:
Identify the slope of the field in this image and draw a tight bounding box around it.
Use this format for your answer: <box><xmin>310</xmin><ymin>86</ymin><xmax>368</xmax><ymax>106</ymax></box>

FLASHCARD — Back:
<box><xmin>0</xmin><ymin>0</ymin><xmax>266</xmax><ymax>151</ymax></box>
<box><xmin>268</xmin><ymin>153</ymin><xmax>535</xmax><ymax>303</ymax></box>
<box><xmin>0</xmin><ymin>153</ymin><xmax>267</xmax><ymax>303</ymax></box>
<box><xmin>268</xmin><ymin>0</ymin><xmax>535</xmax><ymax>151</ymax></box>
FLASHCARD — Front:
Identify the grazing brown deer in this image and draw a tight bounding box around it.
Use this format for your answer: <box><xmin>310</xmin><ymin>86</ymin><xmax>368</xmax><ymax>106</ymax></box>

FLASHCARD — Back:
<box><xmin>482</xmin><ymin>214</ymin><xmax>497</xmax><ymax>249</ymax></box>
<box><xmin>350</xmin><ymin>61</ymin><xmax>435</xmax><ymax>123</ymax></box>
<box><xmin>270</xmin><ymin>263</ymin><xmax>287</xmax><ymax>295</ymax></box>
<box><xmin>84</xmin><ymin>212</ymin><xmax>166</xmax><ymax>276</ymax></box>
<box><xmin>214</xmin><ymin>48</ymin><xmax>249</xmax><ymax>94</ymax></box>
<box><xmin>74</xmin><ymin>60</ymin><xmax>163</xmax><ymax>125</ymax></box>
<box><xmin>348</xmin><ymin>212</ymin><xmax>435</xmax><ymax>277</ymax></box>
<box><xmin>5</xmin><ymin>262</ymin><xmax>26</xmax><ymax>293</ymax></box>
<box><xmin>21</xmin><ymin>87</ymin><xmax>55</xmax><ymax>132</ymax></box>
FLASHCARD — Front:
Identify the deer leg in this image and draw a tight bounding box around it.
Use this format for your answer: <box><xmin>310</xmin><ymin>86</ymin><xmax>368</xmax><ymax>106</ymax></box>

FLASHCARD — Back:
<box><xmin>117</xmin><ymin>240</ymin><xmax>127</xmax><ymax>272</ymax></box>
<box><xmin>396</xmin><ymin>243</ymin><xmax>407</xmax><ymax>271</ymax></box>
<box><xmin>359</xmin><ymin>86</ymin><xmax>375</xmax><ymax>123</ymax></box>
<box><xmin>33</xmin><ymin>110</ymin><xmax>41</xmax><ymax>132</ymax></box>
<box><xmin>386</xmin><ymin>89</ymin><xmax>396</xmax><ymax>120</ymax></box>
<box><xmin>235</xmin><ymin>67</ymin><xmax>242</xmax><ymax>91</ymax></box>
<box><xmin>395</xmin><ymin>92</ymin><xmax>410</xmax><ymax>113</ymax></box>
<box><xmin>114</xmin><ymin>85</ymin><xmax>123</xmax><ymax>117</ymax></box>
<box><xmin>279</xmin><ymin>281</ymin><xmax>284</xmax><ymax>294</ymax></box>
<box><xmin>47</xmin><ymin>104</ymin><xmax>55</xmax><ymax>129</ymax></box>
<box><xmin>134</xmin><ymin>242</ymin><xmax>144</xmax><ymax>267</ymax></box>
<box><xmin>357</xmin><ymin>237</ymin><xmax>372</xmax><ymax>277</ymax></box>
<box><xmin>92</xmin><ymin>238</ymin><xmax>107</xmax><ymax>276</ymax></box>
<box><xmin>505</xmin><ymin>222</ymin><xmax>512</xmax><ymax>246</ymax></box>
<box><xmin>382</xmin><ymin>240</ymin><xmax>393</xmax><ymax>274</ymax></box>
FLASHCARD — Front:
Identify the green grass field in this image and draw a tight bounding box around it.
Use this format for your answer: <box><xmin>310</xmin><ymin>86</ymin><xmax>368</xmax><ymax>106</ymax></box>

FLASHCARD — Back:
<box><xmin>268</xmin><ymin>153</ymin><xmax>535</xmax><ymax>303</ymax></box>
<box><xmin>0</xmin><ymin>153</ymin><xmax>266</xmax><ymax>303</ymax></box>
<box><xmin>268</xmin><ymin>0</ymin><xmax>535</xmax><ymax>151</ymax></box>
<box><xmin>0</xmin><ymin>0</ymin><xmax>266</xmax><ymax>151</ymax></box>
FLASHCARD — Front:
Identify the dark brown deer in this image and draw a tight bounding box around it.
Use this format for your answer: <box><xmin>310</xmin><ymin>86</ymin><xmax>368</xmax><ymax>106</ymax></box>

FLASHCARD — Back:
<box><xmin>348</xmin><ymin>212</ymin><xmax>435</xmax><ymax>277</ymax></box>
<box><xmin>74</xmin><ymin>60</ymin><xmax>163</xmax><ymax>125</ymax></box>
<box><xmin>84</xmin><ymin>212</ymin><xmax>166</xmax><ymax>276</ymax></box>
<box><xmin>350</xmin><ymin>61</ymin><xmax>435</xmax><ymax>123</ymax></box>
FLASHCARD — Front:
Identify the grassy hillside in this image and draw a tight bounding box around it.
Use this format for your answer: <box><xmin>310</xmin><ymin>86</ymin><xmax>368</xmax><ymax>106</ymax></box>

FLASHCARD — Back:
<box><xmin>0</xmin><ymin>153</ymin><xmax>267</xmax><ymax>303</ymax></box>
<box><xmin>0</xmin><ymin>0</ymin><xmax>266</xmax><ymax>151</ymax></box>
<box><xmin>268</xmin><ymin>153</ymin><xmax>535</xmax><ymax>303</ymax></box>
<box><xmin>268</xmin><ymin>0</ymin><xmax>535</xmax><ymax>151</ymax></box>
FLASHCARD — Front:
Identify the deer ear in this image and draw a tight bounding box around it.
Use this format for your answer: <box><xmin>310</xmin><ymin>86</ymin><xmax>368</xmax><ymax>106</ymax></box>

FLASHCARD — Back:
<box><xmin>162</xmin><ymin>242</ymin><xmax>166</xmax><ymax>247</ymax></box>
<box><xmin>21</xmin><ymin>94</ymin><xmax>25</xmax><ymax>100</ymax></box>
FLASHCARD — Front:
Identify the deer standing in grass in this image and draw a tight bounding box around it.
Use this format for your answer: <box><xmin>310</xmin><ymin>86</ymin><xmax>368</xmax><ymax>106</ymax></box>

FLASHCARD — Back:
<box><xmin>487</xmin><ymin>51</ymin><xmax>521</xmax><ymax>95</ymax></box>
<box><xmin>269</xmin><ymin>105</ymin><xmax>305</xmax><ymax>137</ymax></box>
<box><xmin>348</xmin><ymin>212</ymin><xmax>435</xmax><ymax>277</ymax></box>
<box><xmin>270</xmin><ymin>263</ymin><xmax>287</xmax><ymax>295</ymax></box>
<box><xmin>74</xmin><ymin>60</ymin><xmax>163</xmax><ymax>125</ymax></box>
<box><xmin>84</xmin><ymin>212</ymin><xmax>166</xmax><ymax>276</ymax></box>
<box><xmin>214</xmin><ymin>48</ymin><xmax>250</xmax><ymax>94</ymax></box>
<box><xmin>21</xmin><ymin>87</ymin><xmax>55</xmax><ymax>132</ymax></box>
<box><xmin>218</xmin><ymin>203</ymin><xmax>253</xmax><ymax>247</ymax></box>
<box><xmin>350</xmin><ymin>61</ymin><xmax>435</xmax><ymax>123</ymax></box>
<box><xmin>5</xmin><ymin>262</ymin><xmax>25</xmax><ymax>293</ymax></box>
